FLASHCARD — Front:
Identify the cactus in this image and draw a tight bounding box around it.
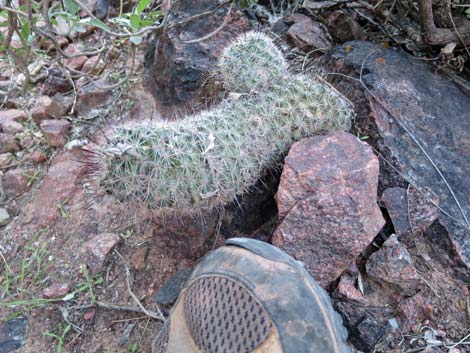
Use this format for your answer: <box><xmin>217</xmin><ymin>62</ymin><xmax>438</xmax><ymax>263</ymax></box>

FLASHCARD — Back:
<box><xmin>93</xmin><ymin>31</ymin><xmax>353</xmax><ymax>213</ymax></box>
<box><xmin>218</xmin><ymin>32</ymin><xmax>288</xmax><ymax>92</ymax></box>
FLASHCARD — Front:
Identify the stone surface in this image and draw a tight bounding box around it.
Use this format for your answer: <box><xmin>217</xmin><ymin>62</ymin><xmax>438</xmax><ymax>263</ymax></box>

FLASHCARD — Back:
<box><xmin>0</xmin><ymin>208</ymin><xmax>10</xmax><ymax>225</ymax></box>
<box><xmin>0</xmin><ymin>109</ymin><xmax>26</xmax><ymax>134</ymax></box>
<box><xmin>130</xmin><ymin>246</ymin><xmax>149</xmax><ymax>270</ymax></box>
<box><xmin>272</xmin><ymin>132</ymin><xmax>385</xmax><ymax>286</ymax></box>
<box><xmin>286</xmin><ymin>14</ymin><xmax>332</xmax><ymax>52</ymax></box>
<box><xmin>382</xmin><ymin>187</ymin><xmax>440</xmax><ymax>237</ymax></box>
<box><xmin>40</xmin><ymin>68</ymin><xmax>73</xmax><ymax>95</ymax></box>
<box><xmin>42</xmin><ymin>283</ymin><xmax>70</xmax><ymax>298</ymax></box>
<box><xmin>64</xmin><ymin>44</ymin><xmax>88</xmax><ymax>71</ymax></box>
<box><xmin>334</xmin><ymin>301</ymin><xmax>393</xmax><ymax>352</ymax></box>
<box><xmin>40</xmin><ymin>119</ymin><xmax>70</xmax><ymax>147</ymax></box>
<box><xmin>82</xmin><ymin>233</ymin><xmax>120</xmax><ymax>273</ymax></box>
<box><xmin>3</xmin><ymin>168</ymin><xmax>36</xmax><ymax>198</ymax></box>
<box><xmin>397</xmin><ymin>293</ymin><xmax>433</xmax><ymax>331</ymax></box>
<box><xmin>337</xmin><ymin>273</ymin><xmax>364</xmax><ymax>302</ymax></box>
<box><xmin>0</xmin><ymin>317</ymin><xmax>28</xmax><ymax>353</ymax></box>
<box><xmin>31</xmin><ymin>95</ymin><xmax>71</xmax><ymax>123</ymax></box>
<box><xmin>16</xmin><ymin>151</ymin><xmax>83</xmax><ymax>227</ymax></box>
<box><xmin>0</xmin><ymin>133</ymin><xmax>20</xmax><ymax>153</ymax></box>
<box><xmin>366</xmin><ymin>234</ymin><xmax>420</xmax><ymax>295</ymax></box>
<box><xmin>144</xmin><ymin>0</ymin><xmax>250</xmax><ymax>106</ymax></box>
<box><xmin>325</xmin><ymin>41</ymin><xmax>470</xmax><ymax>265</ymax></box>
<box><xmin>0</xmin><ymin>153</ymin><xmax>14</xmax><ymax>168</ymax></box>
<box><xmin>326</xmin><ymin>10</ymin><xmax>365</xmax><ymax>42</ymax></box>
<box><xmin>382</xmin><ymin>188</ymin><xmax>410</xmax><ymax>236</ymax></box>
<box><xmin>154</xmin><ymin>268</ymin><xmax>192</xmax><ymax>305</ymax></box>
<box><xmin>29</xmin><ymin>149</ymin><xmax>47</xmax><ymax>163</ymax></box>
<box><xmin>76</xmin><ymin>81</ymin><xmax>113</xmax><ymax>118</ymax></box>
<box><xmin>82</xmin><ymin>55</ymin><xmax>106</xmax><ymax>75</ymax></box>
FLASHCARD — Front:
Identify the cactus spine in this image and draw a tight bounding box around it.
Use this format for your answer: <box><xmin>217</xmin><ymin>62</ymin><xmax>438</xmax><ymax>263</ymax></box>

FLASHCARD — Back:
<box><xmin>96</xmin><ymin>32</ymin><xmax>353</xmax><ymax>213</ymax></box>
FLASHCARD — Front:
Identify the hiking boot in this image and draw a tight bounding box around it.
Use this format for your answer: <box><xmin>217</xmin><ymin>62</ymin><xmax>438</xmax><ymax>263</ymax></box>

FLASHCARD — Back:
<box><xmin>152</xmin><ymin>238</ymin><xmax>352</xmax><ymax>353</ymax></box>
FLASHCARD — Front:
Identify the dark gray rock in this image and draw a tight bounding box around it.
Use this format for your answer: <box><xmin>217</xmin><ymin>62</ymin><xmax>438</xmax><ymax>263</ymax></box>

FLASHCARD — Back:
<box><xmin>155</xmin><ymin>268</ymin><xmax>192</xmax><ymax>305</ymax></box>
<box><xmin>0</xmin><ymin>317</ymin><xmax>28</xmax><ymax>353</ymax></box>
<box><xmin>334</xmin><ymin>301</ymin><xmax>393</xmax><ymax>352</ymax></box>
<box><xmin>144</xmin><ymin>0</ymin><xmax>251</xmax><ymax>107</ymax></box>
<box><xmin>324</xmin><ymin>41</ymin><xmax>470</xmax><ymax>266</ymax></box>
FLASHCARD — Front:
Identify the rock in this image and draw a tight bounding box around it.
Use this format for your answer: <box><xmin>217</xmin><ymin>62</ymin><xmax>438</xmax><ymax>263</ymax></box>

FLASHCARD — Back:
<box><xmin>324</xmin><ymin>41</ymin><xmax>470</xmax><ymax>266</ymax></box>
<box><xmin>130</xmin><ymin>246</ymin><xmax>149</xmax><ymax>270</ymax></box>
<box><xmin>366</xmin><ymin>234</ymin><xmax>420</xmax><ymax>295</ymax></box>
<box><xmin>0</xmin><ymin>109</ymin><xmax>27</xmax><ymax>134</ymax></box>
<box><xmin>0</xmin><ymin>317</ymin><xmax>28</xmax><ymax>353</ymax></box>
<box><xmin>3</xmin><ymin>168</ymin><xmax>36</xmax><ymax>198</ymax></box>
<box><xmin>397</xmin><ymin>293</ymin><xmax>433</xmax><ymax>331</ymax></box>
<box><xmin>82</xmin><ymin>55</ymin><xmax>105</xmax><ymax>75</ymax></box>
<box><xmin>83</xmin><ymin>308</ymin><xmax>96</xmax><ymax>321</ymax></box>
<box><xmin>31</xmin><ymin>95</ymin><xmax>72</xmax><ymax>124</ymax></box>
<box><xmin>29</xmin><ymin>149</ymin><xmax>47</xmax><ymax>163</ymax></box>
<box><xmin>14</xmin><ymin>151</ymin><xmax>84</xmax><ymax>228</ymax></box>
<box><xmin>382</xmin><ymin>187</ymin><xmax>439</xmax><ymax>237</ymax></box>
<box><xmin>41</xmin><ymin>35</ymin><xmax>69</xmax><ymax>51</ymax></box>
<box><xmin>64</xmin><ymin>44</ymin><xmax>88</xmax><ymax>71</ymax></box>
<box><xmin>155</xmin><ymin>268</ymin><xmax>192</xmax><ymax>305</ymax></box>
<box><xmin>334</xmin><ymin>301</ymin><xmax>393</xmax><ymax>352</ymax></box>
<box><xmin>326</xmin><ymin>10</ymin><xmax>365</xmax><ymax>42</ymax></box>
<box><xmin>337</xmin><ymin>273</ymin><xmax>364</xmax><ymax>302</ymax></box>
<box><xmin>76</xmin><ymin>81</ymin><xmax>113</xmax><ymax>118</ymax></box>
<box><xmin>272</xmin><ymin>132</ymin><xmax>385</xmax><ymax>287</ymax></box>
<box><xmin>40</xmin><ymin>68</ymin><xmax>73</xmax><ymax>95</ymax></box>
<box><xmin>82</xmin><ymin>233</ymin><xmax>120</xmax><ymax>273</ymax></box>
<box><xmin>0</xmin><ymin>133</ymin><xmax>20</xmax><ymax>153</ymax></box>
<box><xmin>407</xmin><ymin>187</ymin><xmax>440</xmax><ymax>233</ymax></box>
<box><xmin>0</xmin><ymin>153</ymin><xmax>14</xmax><ymax>168</ymax></box>
<box><xmin>285</xmin><ymin>14</ymin><xmax>332</xmax><ymax>52</ymax></box>
<box><xmin>144</xmin><ymin>0</ymin><xmax>250</xmax><ymax>107</ymax></box>
<box><xmin>382</xmin><ymin>188</ymin><xmax>410</xmax><ymax>236</ymax></box>
<box><xmin>42</xmin><ymin>283</ymin><xmax>69</xmax><ymax>298</ymax></box>
<box><xmin>0</xmin><ymin>208</ymin><xmax>10</xmax><ymax>225</ymax></box>
<box><xmin>40</xmin><ymin>119</ymin><xmax>70</xmax><ymax>147</ymax></box>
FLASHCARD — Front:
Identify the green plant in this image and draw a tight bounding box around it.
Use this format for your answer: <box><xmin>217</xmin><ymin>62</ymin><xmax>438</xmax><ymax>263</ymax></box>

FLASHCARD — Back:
<box><xmin>1</xmin><ymin>236</ymin><xmax>50</xmax><ymax>299</ymax></box>
<box><xmin>93</xmin><ymin>32</ymin><xmax>353</xmax><ymax>214</ymax></box>
<box><xmin>44</xmin><ymin>323</ymin><xmax>72</xmax><ymax>353</ymax></box>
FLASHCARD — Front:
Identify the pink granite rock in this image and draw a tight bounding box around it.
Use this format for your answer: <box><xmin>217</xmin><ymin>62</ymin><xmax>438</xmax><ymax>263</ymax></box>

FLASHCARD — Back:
<box><xmin>272</xmin><ymin>132</ymin><xmax>385</xmax><ymax>287</ymax></box>
<box><xmin>82</xmin><ymin>233</ymin><xmax>120</xmax><ymax>273</ymax></box>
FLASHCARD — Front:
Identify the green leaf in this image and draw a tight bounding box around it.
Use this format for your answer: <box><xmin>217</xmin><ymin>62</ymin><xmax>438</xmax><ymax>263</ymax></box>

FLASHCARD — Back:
<box><xmin>130</xmin><ymin>35</ymin><xmax>142</xmax><ymax>45</ymax></box>
<box><xmin>20</xmin><ymin>22</ymin><xmax>30</xmax><ymax>41</ymax></box>
<box><xmin>136</xmin><ymin>0</ymin><xmax>152</xmax><ymax>14</ymax></box>
<box><xmin>80</xmin><ymin>17</ymin><xmax>110</xmax><ymax>31</ymax></box>
<box><xmin>63</xmin><ymin>0</ymin><xmax>79</xmax><ymax>16</ymax></box>
<box><xmin>138</xmin><ymin>19</ymin><xmax>154</xmax><ymax>26</ymax></box>
<box><xmin>130</xmin><ymin>13</ymin><xmax>140</xmax><ymax>30</ymax></box>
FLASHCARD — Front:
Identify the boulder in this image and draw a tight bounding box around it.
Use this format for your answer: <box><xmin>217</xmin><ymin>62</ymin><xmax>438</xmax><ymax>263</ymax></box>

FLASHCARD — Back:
<box><xmin>272</xmin><ymin>132</ymin><xmax>385</xmax><ymax>287</ymax></box>
<box><xmin>144</xmin><ymin>0</ymin><xmax>250</xmax><ymax>107</ymax></box>
<box><xmin>324</xmin><ymin>41</ymin><xmax>470</xmax><ymax>266</ymax></box>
